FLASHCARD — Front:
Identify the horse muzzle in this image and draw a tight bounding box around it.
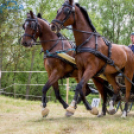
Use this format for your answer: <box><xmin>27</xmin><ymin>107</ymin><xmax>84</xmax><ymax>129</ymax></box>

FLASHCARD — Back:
<box><xmin>21</xmin><ymin>39</ymin><xmax>34</xmax><ymax>47</ymax></box>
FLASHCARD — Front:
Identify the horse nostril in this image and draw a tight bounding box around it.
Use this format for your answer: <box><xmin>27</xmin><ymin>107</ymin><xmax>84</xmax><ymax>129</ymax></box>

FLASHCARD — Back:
<box><xmin>23</xmin><ymin>41</ymin><xmax>27</xmax><ymax>46</ymax></box>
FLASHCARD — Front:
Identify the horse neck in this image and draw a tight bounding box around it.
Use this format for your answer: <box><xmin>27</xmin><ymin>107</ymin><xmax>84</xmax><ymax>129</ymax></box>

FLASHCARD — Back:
<box><xmin>38</xmin><ymin>19</ymin><xmax>59</xmax><ymax>51</ymax></box>
<box><xmin>72</xmin><ymin>7</ymin><xmax>94</xmax><ymax>46</ymax></box>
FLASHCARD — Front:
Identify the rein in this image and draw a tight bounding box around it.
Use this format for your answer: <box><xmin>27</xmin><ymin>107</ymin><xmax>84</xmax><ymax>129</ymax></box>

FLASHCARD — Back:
<box><xmin>63</xmin><ymin>26</ymin><xmax>99</xmax><ymax>35</ymax></box>
<box><xmin>63</xmin><ymin>26</ymin><xmax>134</xmax><ymax>85</ymax></box>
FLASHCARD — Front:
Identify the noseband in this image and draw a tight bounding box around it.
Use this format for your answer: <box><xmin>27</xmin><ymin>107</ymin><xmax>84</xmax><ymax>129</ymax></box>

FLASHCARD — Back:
<box><xmin>23</xmin><ymin>18</ymin><xmax>39</xmax><ymax>41</ymax></box>
<box><xmin>51</xmin><ymin>3</ymin><xmax>75</xmax><ymax>29</ymax></box>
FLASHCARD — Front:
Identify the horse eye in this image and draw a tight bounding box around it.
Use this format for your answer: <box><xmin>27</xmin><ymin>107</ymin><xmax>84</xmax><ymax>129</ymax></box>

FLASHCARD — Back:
<box><xmin>63</xmin><ymin>7</ymin><xmax>70</xmax><ymax>15</ymax></box>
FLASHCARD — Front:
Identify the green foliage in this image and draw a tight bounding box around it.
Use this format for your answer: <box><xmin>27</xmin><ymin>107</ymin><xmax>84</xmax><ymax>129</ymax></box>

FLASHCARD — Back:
<box><xmin>1</xmin><ymin>0</ymin><xmax>134</xmax><ymax>101</ymax></box>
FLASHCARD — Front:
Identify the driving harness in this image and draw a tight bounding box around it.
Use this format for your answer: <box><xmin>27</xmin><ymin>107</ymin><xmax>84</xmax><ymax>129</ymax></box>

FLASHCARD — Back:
<box><xmin>51</xmin><ymin>2</ymin><xmax>134</xmax><ymax>85</ymax></box>
<box><xmin>22</xmin><ymin>17</ymin><xmax>77</xmax><ymax>78</ymax></box>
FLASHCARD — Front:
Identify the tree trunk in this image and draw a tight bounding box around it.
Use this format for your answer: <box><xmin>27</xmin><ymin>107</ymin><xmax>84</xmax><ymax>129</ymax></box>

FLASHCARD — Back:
<box><xmin>0</xmin><ymin>39</ymin><xmax>3</xmax><ymax>90</ymax></box>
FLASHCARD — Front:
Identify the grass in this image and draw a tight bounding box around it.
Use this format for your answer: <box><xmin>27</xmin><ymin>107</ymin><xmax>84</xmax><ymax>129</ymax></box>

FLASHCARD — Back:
<box><xmin>0</xmin><ymin>96</ymin><xmax>134</xmax><ymax>134</ymax></box>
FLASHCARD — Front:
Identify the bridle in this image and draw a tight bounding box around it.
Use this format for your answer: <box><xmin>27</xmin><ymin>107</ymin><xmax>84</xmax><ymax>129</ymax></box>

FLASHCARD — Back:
<box><xmin>21</xmin><ymin>16</ymin><xmax>75</xmax><ymax>54</ymax></box>
<box><xmin>51</xmin><ymin>2</ymin><xmax>75</xmax><ymax>30</ymax></box>
<box><xmin>23</xmin><ymin>18</ymin><xmax>40</xmax><ymax>42</ymax></box>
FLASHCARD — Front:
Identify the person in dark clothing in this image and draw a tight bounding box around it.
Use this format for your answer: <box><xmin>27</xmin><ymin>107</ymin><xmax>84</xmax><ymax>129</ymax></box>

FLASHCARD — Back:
<box><xmin>128</xmin><ymin>32</ymin><xmax>134</xmax><ymax>51</ymax></box>
<box><xmin>128</xmin><ymin>32</ymin><xmax>134</xmax><ymax>93</ymax></box>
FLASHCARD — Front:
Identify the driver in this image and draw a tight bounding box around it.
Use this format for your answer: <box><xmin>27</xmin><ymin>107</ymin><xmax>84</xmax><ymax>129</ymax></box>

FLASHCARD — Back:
<box><xmin>128</xmin><ymin>32</ymin><xmax>134</xmax><ymax>52</ymax></box>
<box><xmin>128</xmin><ymin>32</ymin><xmax>134</xmax><ymax>93</ymax></box>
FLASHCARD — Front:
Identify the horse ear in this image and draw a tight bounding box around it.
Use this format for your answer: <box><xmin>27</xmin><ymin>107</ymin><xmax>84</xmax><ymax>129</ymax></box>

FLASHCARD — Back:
<box><xmin>30</xmin><ymin>10</ymin><xmax>34</xmax><ymax>18</ymax></box>
<box><xmin>37</xmin><ymin>13</ymin><xmax>42</xmax><ymax>19</ymax></box>
<box><xmin>69</xmin><ymin>0</ymin><xmax>74</xmax><ymax>6</ymax></box>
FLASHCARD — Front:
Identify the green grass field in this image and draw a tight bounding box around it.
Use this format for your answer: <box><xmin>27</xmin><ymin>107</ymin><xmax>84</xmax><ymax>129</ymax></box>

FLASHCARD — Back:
<box><xmin>0</xmin><ymin>95</ymin><xmax>134</xmax><ymax>134</ymax></box>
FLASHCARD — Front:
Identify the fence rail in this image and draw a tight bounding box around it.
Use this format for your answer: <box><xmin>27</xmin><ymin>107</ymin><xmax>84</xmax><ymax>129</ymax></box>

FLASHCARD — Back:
<box><xmin>0</xmin><ymin>71</ymin><xmax>96</xmax><ymax>101</ymax></box>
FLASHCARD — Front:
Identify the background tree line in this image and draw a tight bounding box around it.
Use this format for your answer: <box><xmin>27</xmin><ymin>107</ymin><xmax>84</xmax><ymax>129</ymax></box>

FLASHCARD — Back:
<box><xmin>0</xmin><ymin>0</ymin><xmax>134</xmax><ymax>101</ymax></box>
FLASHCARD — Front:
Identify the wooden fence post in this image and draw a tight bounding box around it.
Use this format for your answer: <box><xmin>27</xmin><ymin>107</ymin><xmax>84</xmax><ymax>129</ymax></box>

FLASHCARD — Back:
<box><xmin>66</xmin><ymin>78</ymin><xmax>69</xmax><ymax>104</ymax></box>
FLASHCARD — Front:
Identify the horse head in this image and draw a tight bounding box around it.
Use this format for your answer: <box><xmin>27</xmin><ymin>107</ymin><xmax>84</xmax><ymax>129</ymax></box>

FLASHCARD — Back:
<box><xmin>21</xmin><ymin>11</ymin><xmax>41</xmax><ymax>47</ymax></box>
<box><xmin>50</xmin><ymin>0</ymin><xmax>75</xmax><ymax>33</ymax></box>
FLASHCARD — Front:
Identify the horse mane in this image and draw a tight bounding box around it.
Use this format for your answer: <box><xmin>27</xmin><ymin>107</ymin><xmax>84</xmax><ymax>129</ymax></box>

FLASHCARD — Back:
<box><xmin>37</xmin><ymin>13</ymin><xmax>50</xmax><ymax>25</ymax></box>
<box><xmin>37</xmin><ymin>13</ymin><xmax>64</xmax><ymax>38</ymax></box>
<box><xmin>75</xmin><ymin>3</ymin><xmax>96</xmax><ymax>32</ymax></box>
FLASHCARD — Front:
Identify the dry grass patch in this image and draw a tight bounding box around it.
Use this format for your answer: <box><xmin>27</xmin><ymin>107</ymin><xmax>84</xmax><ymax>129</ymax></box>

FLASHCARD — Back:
<box><xmin>0</xmin><ymin>96</ymin><xmax>134</xmax><ymax>134</ymax></box>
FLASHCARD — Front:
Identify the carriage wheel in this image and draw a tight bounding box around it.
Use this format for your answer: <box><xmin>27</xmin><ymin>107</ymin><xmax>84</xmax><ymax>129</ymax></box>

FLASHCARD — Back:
<box><xmin>120</xmin><ymin>102</ymin><xmax>133</xmax><ymax>113</ymax></box>
<box><xmin>106</xmin><ymin>97</ymin><xmax>121</xmax><ymax>115</ymax></box>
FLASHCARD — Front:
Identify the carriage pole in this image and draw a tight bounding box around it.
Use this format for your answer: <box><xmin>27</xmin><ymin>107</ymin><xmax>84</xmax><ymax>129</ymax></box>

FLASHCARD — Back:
<box><xmin>66</xmin><ymin>78</ymin><xmax>69</xmax><ymax>104</ymax></box>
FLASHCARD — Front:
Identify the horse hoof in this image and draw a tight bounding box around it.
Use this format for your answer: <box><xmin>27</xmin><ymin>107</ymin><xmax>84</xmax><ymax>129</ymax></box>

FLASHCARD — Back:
<box><xmin>90</xmin><ymin>107</ymin><xmax>99</xmax><ymax>115</ymax></box>
<box><xmin>41</xmin><ymin>107</ymin><xmax>49</xmax><ymax>117</ymax></box>
<box><xmin>107</xmin><ymin>108</ymin><xmax>116</xmax><ymax>115</ymax></box>
<box><xmin>65</xmin><ymin>111</ymin><xmax>74</xmax><ymax>117</ymax></box>
<box><xmin>66</xmin><ymin>106</ymin><xmax>75</xmax><ymax>115</ymax></box>
<box><xmin>121</xmin><ymin>111</ymin><xmax>127</xmax><ymax>118</ymax></box>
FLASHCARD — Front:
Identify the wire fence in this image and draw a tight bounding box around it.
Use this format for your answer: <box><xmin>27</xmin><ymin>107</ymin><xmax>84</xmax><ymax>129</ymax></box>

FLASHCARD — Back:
<box><xmin>0</xmin><ymin>70</ymin><xmax>97</xmax><ymax>102</ymax></box>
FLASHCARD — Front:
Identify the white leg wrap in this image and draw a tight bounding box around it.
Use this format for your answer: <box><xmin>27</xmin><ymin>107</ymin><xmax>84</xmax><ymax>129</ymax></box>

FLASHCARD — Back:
<box><xmin>109</xmin><ymin>100</ymin><xmax>114</xmax><ymax>110</ymax></box>
<box><xmin>121</xmin><ymin>111</ymin><xmax>127</xmax><ymax>118</ymax></box>
<box><xmin>40</xmin><ymin>103</ymin><xmax>43</xmax><ymax>108</ymax></box>
<box><xmin>66</xmin><ymin>100</ymin><xmax>76</xmax><ymax>114</ymax></box>
<box><xmin>70</xmin><ymin>100</ymin><xmax>76</xmax><ymax>108</ymax></box>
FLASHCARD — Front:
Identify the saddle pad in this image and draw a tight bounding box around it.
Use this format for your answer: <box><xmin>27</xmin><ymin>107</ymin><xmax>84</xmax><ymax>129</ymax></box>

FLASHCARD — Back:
<box><xmin>57</xmin><ymin>53</ymin><xmax>107</xmax><ymax>81</ymax></box>
<box><xmin>57</xmin><ymin>53</ymin><xmax>76</xmax><ymax>64</ymax></box>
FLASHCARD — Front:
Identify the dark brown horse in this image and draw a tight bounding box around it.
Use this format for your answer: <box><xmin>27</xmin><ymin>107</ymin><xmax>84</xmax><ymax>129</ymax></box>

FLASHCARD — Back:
<box><xmin>21</xmin><ymin>11</ymin><xmax>101</xmax><ymax>117</ymax></box>
<box><xmin>51</xmin><ymin>0</ymin><xmax>134</xmax><ymax>118</ymax></box>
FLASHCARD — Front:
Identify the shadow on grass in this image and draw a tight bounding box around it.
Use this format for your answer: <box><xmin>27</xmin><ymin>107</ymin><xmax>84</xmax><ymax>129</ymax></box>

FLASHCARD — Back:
<box><xmin>29</xmin><ymin>112</ymin><xmax>134</xmax><ymax>123</ymax></box>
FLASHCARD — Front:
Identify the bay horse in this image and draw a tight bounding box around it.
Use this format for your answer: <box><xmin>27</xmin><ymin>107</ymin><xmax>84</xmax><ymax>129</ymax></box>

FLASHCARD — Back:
<box><xmin>51</xmin><ymin>0</ymin><xmax>134</xmax><ymax>118</ymax></box>
<box><xmin>21</xmin><ymin>11</ymin><xmax>103</xmax><ymax>117</ymax></box>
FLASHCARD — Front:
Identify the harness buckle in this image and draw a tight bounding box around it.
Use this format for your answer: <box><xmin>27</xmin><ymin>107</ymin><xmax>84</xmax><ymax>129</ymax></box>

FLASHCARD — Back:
<box><xmin>107</xmin><ymin>60</ymin><xmax>114</xmax><ymax>65</ymax></box>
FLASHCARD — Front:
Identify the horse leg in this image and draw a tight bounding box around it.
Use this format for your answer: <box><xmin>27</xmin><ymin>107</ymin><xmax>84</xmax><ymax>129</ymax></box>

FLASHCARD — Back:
<box><xmin>76</xmin><ymin>83</ymin><xmax>91</xmax><ymax>104</ymax></box>
<box><xmin>41</xmin><ymin>70</ymin><xmax>60</xmax><ymax>117</ymax></box>
<box><xmin>121</xmin><ymin>70</ymin><xmax>133</xmax><ymax>118</ymax></box>
<box><xmin>75</xmin><ymin>77</ymin><xmax>91</xmax><ymax>104</ymax></box>
<box><xmin>106</xmin><ymin>74</ymin><xmax>120</xmax><ymax>114</ymax></box>
<box><xmin>52</xmin><ymin>82</ymin><xmax>68</xmax><ymax>109</ymax></box>
<box><xmin>66</xmin><ymin>67</ymin><xmax>99</xmax><ymax>116</ymax></box>
<box><xmin>65</xmin><ymin>70</ymin><xmax>83</xmax><ymax>116</ymax></box>
<box><xmin>92</xmin><ymin>78</ymin><xmax>108</xmax><ymax>117</ymax></box>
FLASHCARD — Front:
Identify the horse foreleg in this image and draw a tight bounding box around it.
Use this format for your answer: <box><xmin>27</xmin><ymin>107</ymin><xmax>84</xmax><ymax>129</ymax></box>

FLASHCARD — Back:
<box><xmin>66</xmin><ymin>67</ymin><xmax>99</xmax><ymax>116</ymax></box>
<box><xmin>76</xmin><ymin>84</ymin><xmax>91</xmax><ymax>104</ymax></box>
<box><xmin>105</xmin><ymin>74</ymin><xmax>120</xmax><ymax>115</ymax></box>
<box><xmin>93</xmin><ymin>78</ymin><xmax>108</xmax><ymax>117</ymax></box>
<box><xmin>52</xmin><ymin>82</ymin><xmax>68</xmax><ymax>109</ymax></box>
<box><xmin>41</xmin><ymin>70</ymin><xmax>60</xmax><ymax>117</ymax></box>
<box><xmin>121</xmin><ymin>71</ymin><xmax>133</xmax><ymax>118</ymax></box>
<box><xmin>75</xmin><ymin>77</ymin><xmax>91</xmax><ymax>104</ymax></box>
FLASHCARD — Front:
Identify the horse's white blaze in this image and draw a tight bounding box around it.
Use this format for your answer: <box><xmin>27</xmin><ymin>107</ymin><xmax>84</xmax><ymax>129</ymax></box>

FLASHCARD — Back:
<box><xmin>25</xmin><ymin>21</ymin><xmax>29</xmax><ymax>28</ymax></box>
